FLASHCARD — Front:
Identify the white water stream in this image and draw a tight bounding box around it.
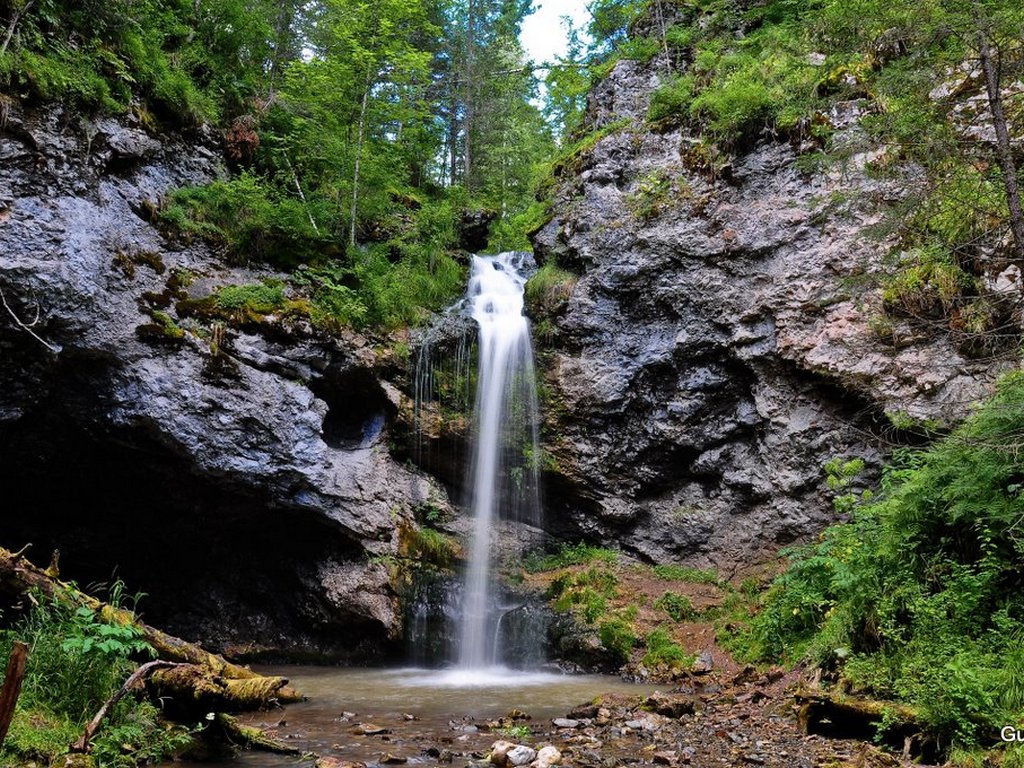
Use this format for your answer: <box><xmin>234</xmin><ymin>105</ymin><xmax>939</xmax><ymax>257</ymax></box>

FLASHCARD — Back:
<box><xmin>457</xmin><ymin>252</ymin><xmax>540</xmax><ymax>671</ymax></box>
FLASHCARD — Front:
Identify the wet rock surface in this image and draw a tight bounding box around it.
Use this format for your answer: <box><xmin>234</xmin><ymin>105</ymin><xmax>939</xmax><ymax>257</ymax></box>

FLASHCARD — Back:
<box><xmin>0</xmin><ymin>104</ymin><xmax>450</xmax><ymax>658</ymax></box>
<box><xmin>530</xmin><ymin>55</ymin><xmax>1014</xmax><ymax>571</ymax></box>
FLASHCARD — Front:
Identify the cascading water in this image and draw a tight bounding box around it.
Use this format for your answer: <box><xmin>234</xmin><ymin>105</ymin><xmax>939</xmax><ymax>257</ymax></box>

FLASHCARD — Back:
<box><xmin>458</xmin><ymin>252</ymin><xmax>541</xmax><ymax>670</ymax></box>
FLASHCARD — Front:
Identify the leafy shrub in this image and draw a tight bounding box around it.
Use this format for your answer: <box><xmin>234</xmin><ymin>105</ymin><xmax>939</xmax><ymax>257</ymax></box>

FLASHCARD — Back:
<box><xmin>654</xmin><ymin>591</ymin><xmax>697</xmax><ymax>621</ymax></box>
<box><xmin>598</xmin><ymin>618</ymin><xmax>637</xmax><ymax>663</ymax></box>
<box><xmin>881</xmin><ymin>247</ymin><xmax>976</xmax><ymax>318</ymax></box>
<box><xmin>162</xmin><ymin>175</ymin><xmax>333</xmax><ymax>268</ymax></box>
<box><xmin>648</xmin><ymin>74</ymin><xmax>695</xmax><ymax>124</ymax></box>
<box><xmin>642</xmin><ymin>627</ymin><xmax>693</xmax><ymax>669</ymax></box>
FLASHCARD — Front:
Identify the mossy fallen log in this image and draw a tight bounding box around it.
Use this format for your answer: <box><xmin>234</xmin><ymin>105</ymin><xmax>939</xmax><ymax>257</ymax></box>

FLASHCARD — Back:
<box><xmin>794</xmin><ymin>687</ymin><xmax>935</xmax><ymax>760</ymax></box>
<box><xmin>147</xmin><ymin>664</ymin><xmax>303</xmax><ymax>715</ymax></box>
<box><xmin>215</xmin><ymin>713</ymin><xmax>302</xmax><ymax>755</ymax></box>
<box><xmin>0</xmin><ymin>545</ymin><xmax>303</xmax><ymax>710</ymax></box>
<box><xmin>794</xmin><ymin>687</ymin><xmax>919</xmax><ymax>735</ymax></box>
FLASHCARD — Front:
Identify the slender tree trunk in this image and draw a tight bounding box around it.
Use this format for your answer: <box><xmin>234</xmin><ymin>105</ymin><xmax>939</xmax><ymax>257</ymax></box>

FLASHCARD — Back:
<box><xmin>463</xmin><ymin>0</ymin><xmax>475</xmax><ymax>190</ymax></box>
<box><xmin>0</xmin><ymin>642</ymin><xmax>28</xmax><ymax>748</ymax></box>
<box><xmin>975</xmin><ymin>10</ymin><xmax>1024</xmax><ymax>260</ymax></box>
<box><xmin>449</xmin><ymin>94</ymin><xmax>459</xmax><ymax>186</ymax></box>
<box><xmin>0</xmin><ymin>0</ymin><xmax>36</xmax><ymax>57</ymax></box>
<box><xmin>653</xmin><ymin>0</ymin><xmax>671</xmax><ymax>77</ymax></box>
<box><xmin>349</xmin><ymin>83</ymin><xmax>370</xmax><ymax>250</ymax></box>
<box><xmin>268</xmin><ymin>1</ymin><xmax>297</xmax><ymax>95</ymax></box>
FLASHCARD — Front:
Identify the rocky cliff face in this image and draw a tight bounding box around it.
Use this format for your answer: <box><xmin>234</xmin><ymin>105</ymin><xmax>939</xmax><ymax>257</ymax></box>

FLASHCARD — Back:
<box><xmin>530</xmin><ymin>55</ymin><xmax>1015</xmax><ymax>573</ymax></box>
<box><xmin>0</xmin><ymin>106</ymin><xmax>451</xmax><ymax>659</ymax></box>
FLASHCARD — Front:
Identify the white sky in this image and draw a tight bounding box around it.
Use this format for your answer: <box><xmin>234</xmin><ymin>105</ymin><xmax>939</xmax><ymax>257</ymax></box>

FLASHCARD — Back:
<box><xmin>520</xmin><ymin>0</ymin><xmax>591</xmax><ymax>64</ymax></box>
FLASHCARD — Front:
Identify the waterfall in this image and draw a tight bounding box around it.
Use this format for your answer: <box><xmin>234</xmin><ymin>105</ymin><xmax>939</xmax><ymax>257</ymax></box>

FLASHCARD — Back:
<box><xmin>457</xmin><ymin>252</ymin><xmax>541</xmax><ymax>670</ymax></box>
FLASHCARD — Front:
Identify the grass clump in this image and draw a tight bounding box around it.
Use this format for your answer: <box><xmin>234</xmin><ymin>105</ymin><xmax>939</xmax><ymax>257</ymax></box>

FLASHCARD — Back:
<box><xmin>161</xmin><ymin>175</ymin><xmax>334</xmax><ymax>269</ymax></box>
<box><xmin>402</xmin><ymin>525</ymin><xmax>460</xmax><ymax>569</ymax></box>
<box><xmin>525</xmin><ymin>542</ymin><xmax>618</xmax><ymax>573</ymax></box>
<box><xmin>730</xmin><ymin>371</ymin><xmax>1024</xmax><ymax>748</ymax></box>
<box><xmin>524</xmin><ymin>261</ymin><xmax>577</xmax><ymax>315</ymax></box>
<box><xmin>652</xmin><ymin>564</ymin><xmax>720</xmax><ymax>585</ymax></box>
<box><xmin>642</xmin><ymin>627</ymin><xmax>693</xmax><ymax>670</ymax></box>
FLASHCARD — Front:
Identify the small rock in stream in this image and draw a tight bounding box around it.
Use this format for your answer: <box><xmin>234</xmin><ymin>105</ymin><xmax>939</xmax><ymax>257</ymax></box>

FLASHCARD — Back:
<box><xmin>506</xmin><ymin>746</ymin><xmax>537</xmax><ymax>766</ymax></box>
<box><xmin>551</xmin><ymin>718</ymin><xmax>579</xmax><ymax>729</ymax></box>
<box><xmin>354</xmin><ymin>723</ymin><xmax>390</xmax><ymax>735</ymax></box>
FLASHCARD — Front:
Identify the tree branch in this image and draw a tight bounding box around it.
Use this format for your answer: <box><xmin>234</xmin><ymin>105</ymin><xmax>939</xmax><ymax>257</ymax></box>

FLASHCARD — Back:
<box><xmin>0</xmin><ymin>285</ymin><xmax>61</xmax><ymax>353</ymax></box>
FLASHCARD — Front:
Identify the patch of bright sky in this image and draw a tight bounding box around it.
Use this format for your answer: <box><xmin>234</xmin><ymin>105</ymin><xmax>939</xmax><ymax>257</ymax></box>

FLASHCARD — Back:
<box><xmin>520</xmin><ymin>0</ymin><xmax>592</xmax><ymax>65</ymax></box>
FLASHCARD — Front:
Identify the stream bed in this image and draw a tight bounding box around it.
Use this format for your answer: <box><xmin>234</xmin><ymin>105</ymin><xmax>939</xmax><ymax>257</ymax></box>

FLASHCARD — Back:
<box><xmin>192</xmin><ymin>666</ymin><xmax>656</xmax><ymax>768</ymax></box>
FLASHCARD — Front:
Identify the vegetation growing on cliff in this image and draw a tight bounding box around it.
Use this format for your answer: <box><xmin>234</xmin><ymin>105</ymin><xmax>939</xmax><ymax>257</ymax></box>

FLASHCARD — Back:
<box><xmin>729</xmin><ymin>372</ymin><xmax>1024</xmax><ymax>751</ymax></box>
<box><xmin>0</xmin><ymin>0</ymin><xmax>555</xmax><ymax>333</ymax></box>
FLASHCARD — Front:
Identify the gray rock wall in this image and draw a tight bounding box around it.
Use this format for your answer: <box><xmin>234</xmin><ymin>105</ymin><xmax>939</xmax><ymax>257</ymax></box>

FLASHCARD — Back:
<box><xmin>0</xmin><ymin>106</ymin><xmax>449</xmax><ymax>657</ymax></box>
<box><xmin>531</xmin><ymin>58</ymin><xmax>1013</xmax><ymax>573</ymax></box>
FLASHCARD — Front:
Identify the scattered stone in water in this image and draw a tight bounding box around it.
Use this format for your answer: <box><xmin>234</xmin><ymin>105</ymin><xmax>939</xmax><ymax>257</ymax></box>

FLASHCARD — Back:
<box><xmin>402</xmin><ymin>713</ymin><xmax>418</xmax><ymax>721</ymax></box>
<box><xmin>506</xmin><ymin>709</ymin><xmax>531</xmax><ymax>720</ymax></box>
<box><xmin>506</xmin><ymin>746</ymin><xmax>537</xmax><ymax>766</ymax></box>
<box><xmin>315</xmin><ymin>758</ymin><xmax>365</xmax><ymax>768</ymax></box>
<box><xmin>567</xmin><ymin>704</ymin><xmax>600</xmax><ymax>719</ymax></box>
<box><xmin>551</xmin><ymin>718</ymin><xmax>579</xmax><ymax>729</ymax></box>
<box><xmin>354</xmin><ymin>723</ymin><xmax>390</xmax><ymax>735</ymax></box>
<box><xmin>380</xmin><ymin>754</ymin><xmax>407</xmax><ymax>765</ymax></box>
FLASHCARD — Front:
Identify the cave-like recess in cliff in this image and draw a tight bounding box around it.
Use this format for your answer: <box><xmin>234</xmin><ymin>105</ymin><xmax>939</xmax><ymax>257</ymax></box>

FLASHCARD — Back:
<box><xmin>0</xmin><ymin>352</ymin><xmax>392</xmax><ymax>661</ymax></box>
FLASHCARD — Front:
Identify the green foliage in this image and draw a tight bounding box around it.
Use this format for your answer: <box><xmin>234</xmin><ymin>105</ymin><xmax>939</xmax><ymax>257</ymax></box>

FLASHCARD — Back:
<box><xmin>598</xmin><ymin>618</ymin><xmax>637</xmax><ymax>663</ymax></box>
<box><xmin>0</xmin><ymin>588</ymin><xmax>189</xmax><ymax>766</ymax></box>
<box><xmin>654</xmin><ymin>591</ymin><xmax>697</xmax><ymax>622</ymax></box>
<box><xmin>652</xmin><ymin>564</ymin><xmax>720</xmax><ymax>585</ymax></box>
<box><xmin>548</xmin><ymin>565</ymin><xmax>620</xmax><ymax>624</ymax></box>
<box><xmin>404</xmin><ymin>525</ymin><xmax>460</xmax><ymax>568</ymax></box>
<box><xmin>214</xmin><ymin>281</ymin><xmax>287</xmax><ymax>318</ymax></box>
<box><xmin>0</xmin><ymin>0</ymin><xmax>271</xmax><ymax>121</ymax></box>
<box><xmin>642</xmin><ymin>627</ymin><xmax>693</xmax><ymax>669</ymax></box>
<box><xmin>734</xmin><ymin>372</ymin><xmax>1024</xmax><ymax>747</ymax></box>
<box><xmin>524</xmin><ymin>261</ymin><xmax>577</xmax><ymax>317</ymax></box>
<box><xmin>524</xmin><ymin>542</ymin><xmax>618</xmax><ymax>573</ymax></box>
<box><xmin>494</xmin><ymin>724</ymin><xmax>531</xmax><ymax>740</ymax></box>
<box><xmin>881</xmin><ymin>248</ymin><xmax>977</xmax><ymax>317</ymax></box>
<box><xmin>162</xmin><ymin>175</ymin><xmax>333</xmax><ymax>269</ymax></box>
<box><xmin>823</xmin><ymin>456</ymin><xmax>874</xmax><ymax>514</ymax></box>
<box><xmin>647</xmin><ymin>75</ymin><xmax>694</xmax><ymax>125</ymax></box>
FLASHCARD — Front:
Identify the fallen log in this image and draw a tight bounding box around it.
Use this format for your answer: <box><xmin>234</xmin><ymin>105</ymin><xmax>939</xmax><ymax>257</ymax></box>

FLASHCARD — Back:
<box><xmin>0</xmin><ymin>545</ymin><xmax>303</xmax><ymax>710</ymax></box>
<box><xmin>794</xmin><ymin>687</ymin><xmax>935</xmax><ymax>760</ymax></box>
<box><xmin>147</xmin><ymin>664</ymin><xmax>305</xmax><ymax>716</ymax></box>
<box><xmin>215</xmin><ymin>713</ymin><xmax>302</xmax><ymax>755</ymax></box>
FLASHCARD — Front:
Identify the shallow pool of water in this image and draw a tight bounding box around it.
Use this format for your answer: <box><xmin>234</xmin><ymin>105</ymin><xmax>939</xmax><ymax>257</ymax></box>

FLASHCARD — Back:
<box><xmin>185</xmin><ymin>665</ymin><xmax>654</xmax><ymax>767</ymax></box>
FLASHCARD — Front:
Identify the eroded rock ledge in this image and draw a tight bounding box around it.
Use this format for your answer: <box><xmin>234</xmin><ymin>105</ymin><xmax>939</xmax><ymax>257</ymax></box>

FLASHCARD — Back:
<box><xmin>0</xmin><ymin>105</ymin><xmax>450</xmax><ymax>659</ymax></box>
